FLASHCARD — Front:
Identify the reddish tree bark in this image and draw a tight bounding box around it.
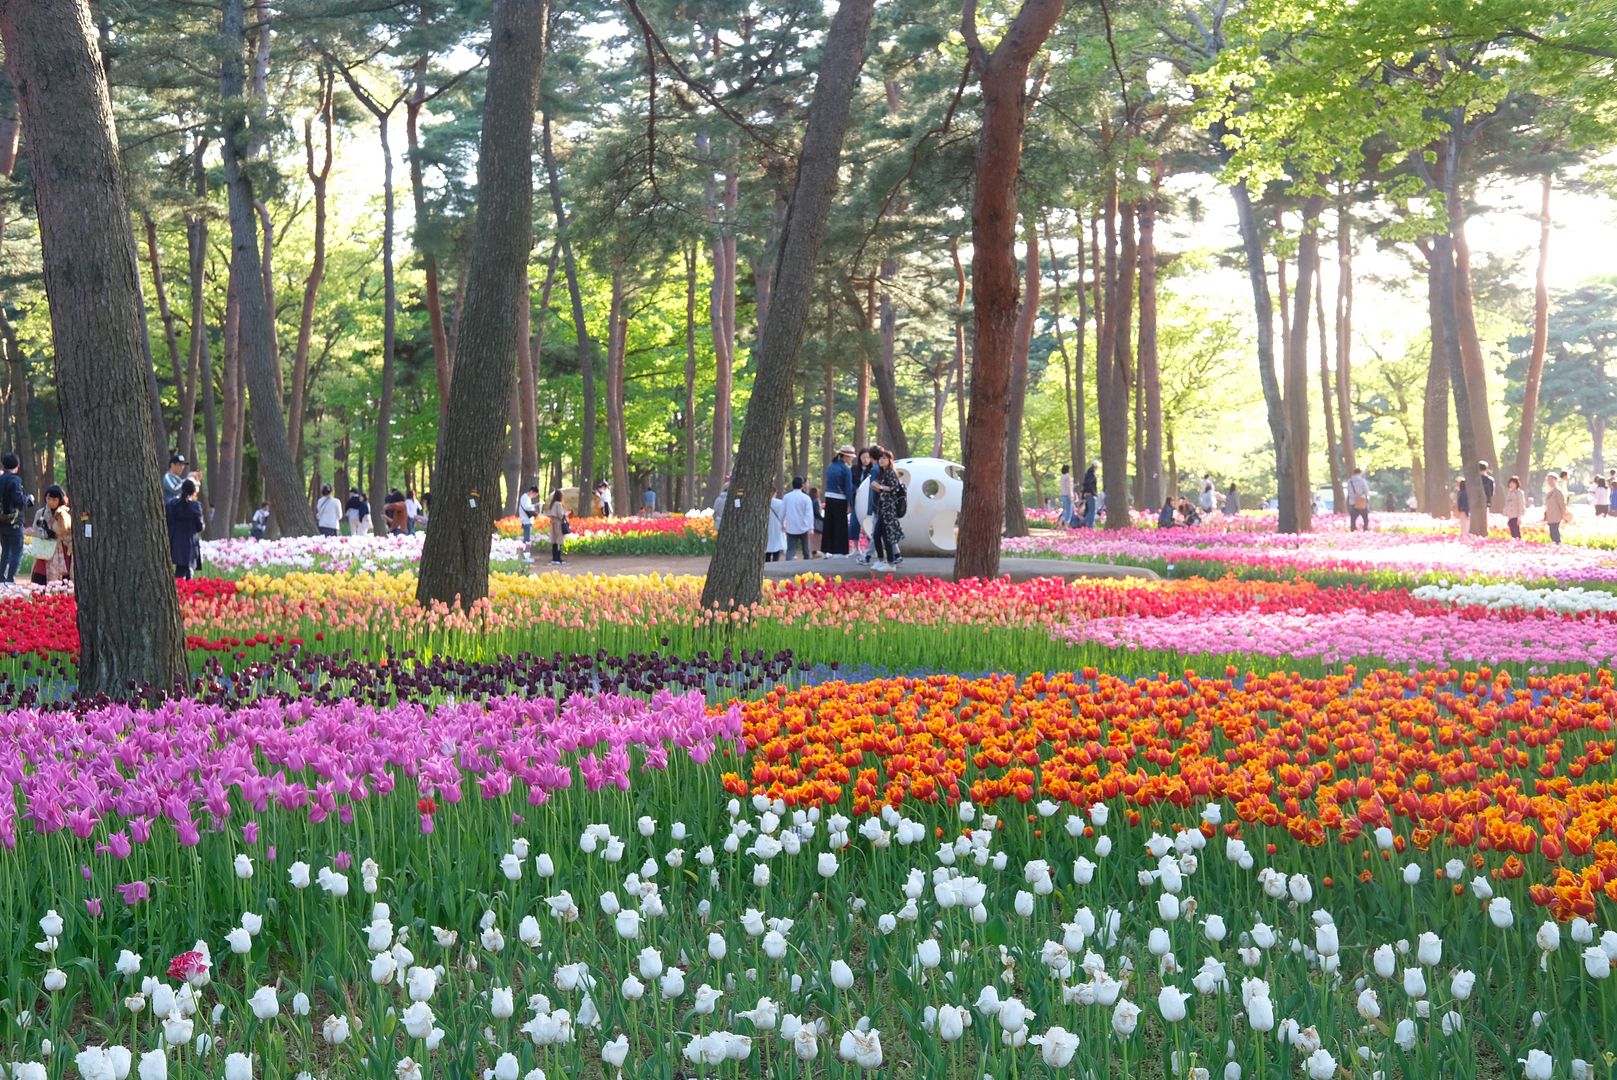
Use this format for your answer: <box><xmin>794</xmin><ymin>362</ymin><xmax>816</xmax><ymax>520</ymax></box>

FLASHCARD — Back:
<box><xmin>1514</xmin><ymin>174</ymin><xmax>1552</xmax><ymax>488</ymax></box>
<box><xmin>1003</xmin><ymin>218</ymin><xmax>1039</xmax><ymax>538</ymax></box>
<box><xmin>0</xmin><ymin>0</ymin><xmax>188</xmax><ymax>695</ymax></box>
<box><xmin>290</xmin><ymin>71</ymin><xmax>333</xmax><ymax>468</ymax></box>
<box><xmin>954</xmin><ymin>0</ymin><xmax>1065</xmax><ymax>579</ymax></box>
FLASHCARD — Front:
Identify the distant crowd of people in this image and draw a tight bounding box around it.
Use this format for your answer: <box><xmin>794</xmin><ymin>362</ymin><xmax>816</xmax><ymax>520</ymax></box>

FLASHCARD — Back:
<box><xmin>706</xmin><ymin>444</ymin><xmax>908</xmax><ymax>570</ymax></box>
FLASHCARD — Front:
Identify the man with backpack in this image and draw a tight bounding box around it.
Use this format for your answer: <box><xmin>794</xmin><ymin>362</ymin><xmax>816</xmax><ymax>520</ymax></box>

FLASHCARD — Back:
<box><xmin>0</xmin><ymin>453</ymin><xmax>30</xmax><ymax>585</ymax></box>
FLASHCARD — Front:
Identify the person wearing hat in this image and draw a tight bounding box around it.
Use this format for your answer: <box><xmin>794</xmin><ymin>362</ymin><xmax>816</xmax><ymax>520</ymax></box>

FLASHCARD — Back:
<box><xmin>822</xmin><ymin>444</ymin><xmax>856</xmax><ymax>556</ymax></box>
<box><xmin>163</xmin><ymin>454</ymin><xmax>188</xmax><ymax>502</ymax></box>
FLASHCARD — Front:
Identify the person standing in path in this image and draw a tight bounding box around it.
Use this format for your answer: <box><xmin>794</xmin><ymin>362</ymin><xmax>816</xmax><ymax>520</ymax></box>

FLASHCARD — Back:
<box><xmin>1199</xmin><ymin>475</ymin><xmax>1216</xmax><ymax>516</ymax></box>
<box><xmin>29</xmin><ymin>485</ymin><xmax>72</xmax><ymax>586</ymax></box>
<box><xmin>405</xmin><ymin>489</ymin><xmax>421</xmax><ymax>534</ymax></box>
<box><xmin>869</xmin><ymin>448</ymin><xmax>906</xmax><ymax>571</ymax></box>
<box><xmin>167</xmin><ymin>477</ymin><xmax>205</xmax><ymax>580</ymax></box>
<box><xmin>1080</xmin><ymin>462</ymin><xmax>1099</xmax><ymax>528</ymax></box>
<box><xmin>544</xmin><ymin>488</ymin><xmax>568</xmax><ymax>565</ymax></box>
<box><xmin>1346</xmin><ymin>467</ymin><xmax>1371</xmax><ymax>531</ymax></box>
<box><xmin>1478</xmin><ymin>462</ymin><xmax>1496</xmax><ymax>523</ymax></box>
<box><xmin>642</xmin><ymin>484</ymin><xmax>657</xmax><ymax>516</ymax></box>
<box><xmin>1454</xmin><ymin>477</ymin><xmax>1470</xmax><ymax>534</ymax></box>
<box><xmin>250</xmin><ymin>502</ymin><xmax>271</xmax><ymax>540</ymax></box>
<box><xmin>809</xmin><ymin>486</ymin><xmax>824</xmax><ymax>557</ymax></box>
<box><xmin>0</xmin><ymin>453</ymin><xmax>28</xmax><ymax>586</ymax></box>
<box><xmin>1503</xmin><ymin>476</ymin><xmax>1527</xmax><ymax>540</ymax></box>
<box><xmin>1544</xmin><ymin>472</ymin><xmax>1568</xmax><ymax>544</ymax></box>
<box><xmin>765</xmin><ymin>486</ymin><xmax>787</xmax><ymax>563</ymax></box>
<box><xmin>1594</xmin><ymin>476</ymin><xmax>1608</xmax><ymax>517</ymax></box>
<box><xmin>163</xmin><ymin>454</ymin><xmax>188</xmax><ymax>501</ymax></box>
<box><xmin>821</xmin><ymin>446</ymin><xmax>855</xmax><ymax>556</ymax></box>
<box><xmin>315</xmin><ymin>485</ymin><xmax>342</xmax><ymax>537</ymax></box>
<box><xmin>1224</xmin><ymin>482</ymin><xmax>1240</xmax><ymax>516</ymax></box>
<box><xmin>596</xmin><ymin>481</ymin><xmax>615</xmax><ymax>518</ymax></box>
<box><xmin>383</xmin><ymin>490</ymin><xmax>409</xmax><ymax>535</ymax></box>
<box><xmin>1059</xmin><ymin>465</ymin><xmax>1075</xmax><ymax>527</ymax></box>
<box><xmin>517</xmin><ymin>484</ymin><xmax>538</xmax><ymax>556</ymax></box>
<box><xmin>782</xmin><ymin>476</ymin><xmax>814</xmax><ymax>561</ymax></box>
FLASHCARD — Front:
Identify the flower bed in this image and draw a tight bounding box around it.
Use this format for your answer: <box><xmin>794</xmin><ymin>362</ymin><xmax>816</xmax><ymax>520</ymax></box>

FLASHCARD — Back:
<box><xmin>495</xmin><ymin>514</ymin><xmax>717</xmax><ymax>555</ymax></box>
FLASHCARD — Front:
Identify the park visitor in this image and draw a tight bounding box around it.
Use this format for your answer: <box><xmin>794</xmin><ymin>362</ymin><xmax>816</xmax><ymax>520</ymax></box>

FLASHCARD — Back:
<box><xmin>1504</xmin><ymin>476</ymin><xmax>1527</xmax><ymax>540</ymax></box>
<box><xmin>167</xmin><ymin>477</ymin><xmax>204</xmax><ymax>580</ymax></box>
<box><xmin>782</xmin><ymin>476</ymin><xmax>814</xmax><ymax>561</ymax></box>
<box><xmin>383</xmin><ymin>489</ymin><xmax>409</xmax><ymax>535</ymax></box>
<box><xmin>1178</xmin><ymin>496</ymin><xmax>1201</xmax><ymax>526</ymax></box>
<box><xmin>822</xmin><ymin>445</ymin><xmax>854</xmax><ymax>556</ymax></box>
<box><xmin>1454</xmin><ymin>477</ymin><xmax>1470</xmax><ymax>532</ymax></box>
<box><xmin>162</xmin><ymin>454</ymin><xmax>188</xmax><ymax>501</ymax></box>
<box><xmin>808</xmin><ymin>485</ymin><xmax>824</xmax><ymax>556</ymax></box>
<box><xmin>250</xmin><ymin>502</ymin><xmax>270</xmax><ymax>540</ymax></box>
<box><xmin>851</xmin><ymin>448</ymin><xmax>875</xmax><ymax>557</ymax></box>
<box><xmin>1158</xmin><ymin>497</ymin><xmax>1176</xmax><ymax>529</ymax></box>
<box><xmin>1594</xmin><ymin>476</ymin><xmax>1608</xmax><ymax>516</ymax></box>
<box><xmin>1080</xmin><ymin>462</ymin><xmax>1099</xmax><ymax>528</ymax></box>
<box><xmin>28</xmin><ymin>485</ymin><xmax>72</xmax><ymax>585</ymax></box>
<box><xmin>1224</xmin><ymin>482</ymin><xmax>1239</xmax><ymax>516</ymax></box>
<box><xmin>545</xmin><ymin>489</ymin><xmax>568</xmax><ymax>565</ymax></box>
<box><xmin>1346</xmin><ymin>467</ymin><xmax>1371</xmax><ymax>531</ymax></box>
<box><xmin>345</xmin><ymin>489</ymin><xmax>371</xmax><ymax>535</ymax></box>
<box><xmin>517</xmin><ymin>485</ymin><xmax>538</xmax><ymax>547</ymax></box>
<box><xmin>404</xmin><ymin>489</ymin><xmax>421</xmax><ymax>533</ymax></box>
<box><xmin>315</xmin><ymin>485</ymin><xmax>341</xmax><ymax>536</ymax></box>
<box><xmin>596</xmin><ymin>480</ymin><xmax>614</xmax><ymax>517</ymax></box>
<box><xmin>1477</xmin><ymin>461</ymin><xmax>1496</xmax><ymax>508</ymax></box>
<box><xmin>1199</xmin><ymin>475</ymin><xmax>1215</xmax><ymax>516</ymax></box>
<box><xmin>711</xmin><ymin>477</ymin><xmax>729</xmax><ymax>530</ymax></box>
<box><xmin>1059</xmin><ymin>465</ymin><xmax>1075</xmax><ymax>527</ymax></box>
<box><xmin>642</xmin><ymin>484</ymin><xmax>657</xmax><ymax>515</ymax></box>
<box><xmin>765</xmin><ymin>486</ymin><xmax>787</xmax><ymax>563</ymax></box>
<box><xmin>1544</xmin><ymin>473</ymin><xmax>1568</xmax><ymax>544</ymax></box>
<box><xmin>0</xmin><ymin>453</ymin><xmax>28</xmax><ymax>586</ymax></box>
<box><xmin>869</xmin><ymin>448</ymin><xmax>905</xmax><ymax>571</ymax></box>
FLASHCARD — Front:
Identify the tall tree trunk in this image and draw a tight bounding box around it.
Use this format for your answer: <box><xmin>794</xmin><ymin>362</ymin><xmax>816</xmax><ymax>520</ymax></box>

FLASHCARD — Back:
<box><xmin>417</xmin><ymin>0</ymin><xmax>545</xmax><ymax>608</ymax></box>
<box><xmin>1096</xmin><ymin>191</ymin><xmax>1123</xmax><ymax>528</ymax></box>
<box><xmin>854</xmin><ymin>359</ymin><xmax>871</xmax><ymax>451</ymax></box>
<box><xmin>1104</xmin><ymin>200</ymin><xmax>1136</xmax><ymax>529</ymax></box>
<box><xmin>950</xmin><ymin>235</ymin><xmax>968</xmax><ymax>451</ymax></box>
<box><xmin>1</xmin><ymin>313</ymin><xmax>32</xmax><ymax>503</ymax></box>
<box><xmin>542</xmin><ymin>109</ymin><xmax>596</xmax><ymax>512</ymax></box>
<box><xmin>1422</xmin><ymin>250</ymin><xmax>1452</xmax><ymax>516</ymax></box>
<box><xmin>254</xmin><ymin>199</ymin><xmax>281</xmax><ymax>405</ymax></box>
<box><xmin>143</xmin><ymin>213</ymin><xmax>185</xmax><ymax>448</ymax></box>
<box><xmin>501</xmin><ymin>380</ymin><xmax>521</xmax><ymax>514</ymax></box>
<box><xmin>874</xmin><ymin>258</ymin><xmax>910</xmax><ymax>456</ymax></box>
<box><xmin>519</xmin><ymin>257</ymin><xmax>551</xmax><ymax>491</ymax></box>
<box><xmin>1285</xmin><ymin>194</ymin><xmax>1322</xmax><ymax>532</ymax></box>
<box><xmin>699</xmin><ymin>0</ymin><xmax>876</xmax><ymax>608</ymax></box>
<box><xmin>702</xmin><ymin>152</ymin><xmax>738</xmax><ymax>501</ymax></box>
<box><xmin>1047</xmin><ymin>215</ymin><xmax>1082</xmax><ymax>479</ymax></box>
<box><xmin>220</xmin><ymin>0</ymin><xmax>314</xmax><ymax>534</ymax></box>
<box><xmin>683</xmin><ymin>242</ymin><xmax>699</xmax><ymax>508</ymax></box>
<box><xmin>1137</xmin><ymin>179</ymin><xmax>1163</xmax><ymax>511</ymax></box>
<box><xmin>1334</xmin><ymin>192</ymin><xmax>1355</xmax><ymax>475</ymax></box>
<box><xmin>407</xmin><ymin>42</ymin><xmax>454</xmax><ymax>427</ymax></box>
<box><xmin>0</xmin><ymin>0</ymin><xmax>187</xmax><ymax>694</ymax></box>
<box><xmin>1450</xmin><ymin>196</ymin><xmax>1499</xmax><ymax>513</ymax></box>
<box><xmin>213</xmin><ymin>276</ymin><xmax>242</xmax><ymax>539</ymax></box>
<box><xmin>290</xmin><ymin>71</ymin><xmax>332</xmax><ymax>467</ymax></box>
<box><xmin>954</xmin><ymin>0</ymin><xmax>1065</xmax><ymax>576</ymax></box>
<box><xmin>188</xmin><ymin>139</ymin><xmax>212</xmax><ymax>476</ymax></box>
<box><xmin>1435</xmin><ymin>236</ymin><xmax>1482</xmax><ymax>530</ymax></box>
<box><xmin>1228</xmin><ymin>177</ymin><xmax>1296</xmax><ymax>531</ymax></box>
<box><xmin>1003</xmin><ymin>217</ymin><xmax>1039</xmax><ymax>537</ymax></box>
<box><xmin>1513</xmin><ymin>173</ymin><xmax>1552</xmax><ymax>489</ymax></box>
<box><xmin>932</xmin><ymin>360</ymin><xmax>947</xmax><ymax>458</ymax></box>
<box><xmin>1315</xmin><ymin>248</ymin><xmax>1342</xmax><ymax>511</ymax></box>
<box><xmin>606</xmin><ymin>265</ymin><xmax>632</xmax><ymax>514</ymax></box>
<box><xmin>823</xmin><ymin>360</ymin><xmax>837</xmax><ymax>465</ymax></box>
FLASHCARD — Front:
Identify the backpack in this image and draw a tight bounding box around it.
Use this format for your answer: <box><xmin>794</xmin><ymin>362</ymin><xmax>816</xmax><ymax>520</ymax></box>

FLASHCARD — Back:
<box><xmin>892</xmin><ymin>479</ymin><xmax>908</xmax><ymax>519</ymax></box>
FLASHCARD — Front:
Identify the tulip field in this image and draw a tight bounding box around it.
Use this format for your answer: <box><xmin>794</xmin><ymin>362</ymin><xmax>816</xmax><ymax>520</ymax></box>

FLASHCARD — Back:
<box><xmin>4</xmin><ymin>524</ymin><xmax>1617</xmax><ymax>1078</ymax></box>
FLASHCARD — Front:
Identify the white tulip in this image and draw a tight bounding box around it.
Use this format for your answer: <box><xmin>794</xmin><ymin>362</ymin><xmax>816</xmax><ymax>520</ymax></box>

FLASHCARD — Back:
<box><xmin>1403</xmin><ymin>968</ymin><xmax>1427</xmax><ymax>998</ymax></box>
<box><xmin>1111</xmin><ymin>998</ymin><xmax>1141</xmax><ymax>1037</ymax></box>
<box><xmin>369</xmin><ymin>952</ymin><xmax>397</xmax><ymax>986</ymax></box>
<box><xmin>1394</xmin><ymin>1017</ymin><xmax>1416</xmax><ymax>1051</ymax></box>
<box><xmin>288</xmin><ymin>862</ymin><xmax>311</xmax><ymax>889</ymax></box>
<box><xmin>602</xmin><ymin>1033</ymin><xmax>630</xmax><ymax>1067</ymax></box>
<box><xmin>1158</xmin><ymin>986</ymin><xmax>1189</xmax><ymax>1023</ymax></box>
<box><xmin>998</xmin><ymin>997</ymin><xmax>1029</xmax><ymax>1034</ymax></box>
<box><xmin>224</xmin><ymin>1052</ymin><xmax>253</xmax><ymax>1080</ymax></box>
<box><xmin>490</xmin><ymin>986</ymin><xmax>515</xmax><ymax>1019</ymax></box>
<box><xmin>938</xmin><ymin>1004</ymin><xmax>966</xmax><ymax>1042</ymax></box>
<box><xmin>837</xmin><ymin>1028</ymin><xmax>883</xmax><ymax>1069</ymax></box>
<box><xmin>1583</xmin><ymin>947</ymin><xmax>1611</xmax><ymax>979</ymax></box>
<box><xmin>1451</xmin><ymin>969</ymin><xmax>1476</xmax><ymax>1001</ymax></box>
<box><xmin>1302</xmin><ymin>1048</ymin><xmax>1336</xmax><ymax>1080</ymax></box>
<box><xmin>137</xmin><ymin>1050</ymin><xmax>167</xmax><ymax>1080</ymax></box>
<box><xmin>1416</xmin><ymin>932</ymin><xmax>1442</xmax><ymax>967</ymax></box>
<box><xmin>1204</xmin><ymin>915</ymin><xmax>1227</xmax><ymax>943</ymax></box>
<box><xmin>1355</xmin><ymin>988</ymin><xmax>1380</xmax><ymax>1021</ymax></box>
<box><xmin>1537</xmin><ymin>921</ymin><xmax>1561</xmax><ymax>954</ymax></box>
<box><xmin>322</xmin><ymin>1015</ymin><xmax>351</xmax><ymax>1045</ymax></box>
<box><xmin>620</xmin><ymin>974</ymin><xmax>645</xmax><ymax>1001</ymax></box>
<box><xmin>1037</xmin><ymin>1024</ymin><xmax>1079</xmax><ymax>1067</ymax></box>
<box><xmin>233</xmin><ymin>855</ymin><xmax>254</xmax><ymax>881</ymax></box>
<box><xmin>400</xmin><ymin>1001</ymin><xmax>434</xmax><ymax>1039</ymax></box>
<box><xmin>1521</xmin><ymin>1049</ymin><xmax>1553</xmax><ymax>1080</ymax></box>
<box><xmin>1488</xmin><ymin>897</ymin><xmax>1514</xmax><ymax>928</ymax></box>
<box><xmin>247</xmin><ymin>986</ymin><xmax>278</xmax><ymax>1020</ymax></box>
<box><xmin>818</xmin><ymin>853</ymin><xmax>839</xmax><ymax>878</ymax></box>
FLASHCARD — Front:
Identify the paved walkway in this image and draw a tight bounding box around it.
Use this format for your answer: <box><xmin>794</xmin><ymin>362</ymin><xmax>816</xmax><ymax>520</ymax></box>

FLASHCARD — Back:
<box><xmin>523</xmin><ymin>553</ymin><xmax>1157</xmax><ymax>581</ymax></box>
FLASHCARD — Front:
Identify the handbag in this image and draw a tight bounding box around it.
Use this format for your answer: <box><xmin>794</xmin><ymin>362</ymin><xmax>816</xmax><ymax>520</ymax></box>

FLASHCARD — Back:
<box><xmin>24</xmin><ymin>536</ymin><xmax>56</xmax><ymax>561</ymax></box>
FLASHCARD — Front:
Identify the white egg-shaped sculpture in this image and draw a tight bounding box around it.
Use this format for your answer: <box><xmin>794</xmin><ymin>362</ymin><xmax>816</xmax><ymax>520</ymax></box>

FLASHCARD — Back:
<box><xmin>854</xmin><ymin>457</ymin><xmax>965</xmax><ymax>556</ymax></box>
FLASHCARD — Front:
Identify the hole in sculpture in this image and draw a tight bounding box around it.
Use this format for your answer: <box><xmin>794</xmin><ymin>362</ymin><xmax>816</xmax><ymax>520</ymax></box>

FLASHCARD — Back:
<box><xmin>931</xmin><ymin>511</ymin><xmax>958</xmax><ymax>552</ymax></box>
<box><xmin>945</xmin><ymin>464</ymin><xmax>965</xmax><ymax>481</ymax></box>
<box><xmin>922</xmin><ymin>478</ymin><xmax>944</xmax><ymax>500</ymax></box>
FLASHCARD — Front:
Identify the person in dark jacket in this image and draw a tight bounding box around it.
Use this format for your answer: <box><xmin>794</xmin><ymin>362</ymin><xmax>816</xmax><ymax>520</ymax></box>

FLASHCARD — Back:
<box><xmin>1157</xmin><ymin>497</ymin><xmax>1177</xmax><ymax>529</ymax></box>
<box><xmin>167</xmin><ymin>477</ymin><xmax>205</xmax><ymax>580</ymax></box>
<box><xmin>1080</xmin><ymin>463</ymin><xmax>1099</xmax><ymax>528</ymax></box>
<box><xmin>821</xmin><ymin>445</ymin><xmax>855</xmax><ymax>556</ymax></box>
<box><xmin>0</xmin><ymin>453</ymin><xmax>26</xmax><ymax>584</ymax></box>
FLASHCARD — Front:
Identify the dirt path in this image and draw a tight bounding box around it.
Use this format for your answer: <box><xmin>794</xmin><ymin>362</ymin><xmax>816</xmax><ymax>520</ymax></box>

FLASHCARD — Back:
<box><xmin>522</xmin><ymin>554</ymin><xmax>713</xmax><ymax>577</ymax></box>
